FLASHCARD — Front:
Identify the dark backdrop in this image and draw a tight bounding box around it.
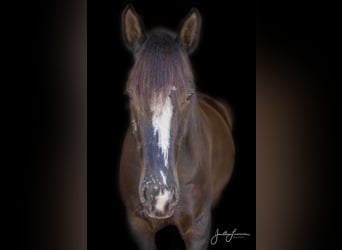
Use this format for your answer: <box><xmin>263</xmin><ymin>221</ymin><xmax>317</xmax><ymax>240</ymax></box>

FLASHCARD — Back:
<box><xmin>257</xmin><ymin>1</ymin><xmax>341</xmax><ymax>250</ymax></box>
<box><xmin>88</xmin><ymin>0</ymin><xmax>255</xmax><ymax>249</ymax></box>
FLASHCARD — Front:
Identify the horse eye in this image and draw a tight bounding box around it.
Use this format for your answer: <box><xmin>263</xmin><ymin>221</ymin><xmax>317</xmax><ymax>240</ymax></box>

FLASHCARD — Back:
<box><xmin>186</xmin><ymin>92</ymin><xmax>194</xmax><ymax>102</ymax></box>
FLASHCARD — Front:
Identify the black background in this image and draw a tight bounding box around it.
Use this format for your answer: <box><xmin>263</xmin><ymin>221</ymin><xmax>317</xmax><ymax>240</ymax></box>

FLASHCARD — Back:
<box><xmin>257</xmin><ymin>1</ymin><xmax>341</xmax><ymax>250</ymax></box>
<box><xmin>88</xmin><ymin>0</ymin><xmax>255</xmax><ymax>249</ymax></box>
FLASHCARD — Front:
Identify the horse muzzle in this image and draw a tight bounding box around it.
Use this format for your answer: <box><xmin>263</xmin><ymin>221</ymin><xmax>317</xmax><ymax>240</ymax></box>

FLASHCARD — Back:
<box><xmin>140</xmin><ymin>184</ymin><xmax>179</xmax><ymax>219</ymax></box>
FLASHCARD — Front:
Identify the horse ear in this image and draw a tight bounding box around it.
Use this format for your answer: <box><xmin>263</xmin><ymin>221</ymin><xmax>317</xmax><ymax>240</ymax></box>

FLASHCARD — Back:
<box><xmin>178</xmin><ymin>8</ymin><xmax>201</xmax><ymax>54</ymax></box>
<box><xmin>122</xmin><ymin>5</ymin><xmax>146</xmax><ymax>52</ymax></box>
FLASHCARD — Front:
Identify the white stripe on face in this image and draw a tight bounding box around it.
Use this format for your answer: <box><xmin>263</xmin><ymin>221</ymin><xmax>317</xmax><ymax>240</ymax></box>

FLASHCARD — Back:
<box><xmin>151</xmin><ymin>93</ymin><xmax>173</xmax><ymax>168</ymax></box>
<box><xmin>160</xmin><ymin>170</ymin><xmax>167</xmax><ymax>186</ymax></box>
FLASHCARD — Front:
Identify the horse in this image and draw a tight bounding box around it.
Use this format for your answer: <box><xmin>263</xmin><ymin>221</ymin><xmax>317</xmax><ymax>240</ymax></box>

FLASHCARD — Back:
<box><xmin>119</xmin><ymin>5</ymin><xmax>235</xmax><ymax>250</ymax></box>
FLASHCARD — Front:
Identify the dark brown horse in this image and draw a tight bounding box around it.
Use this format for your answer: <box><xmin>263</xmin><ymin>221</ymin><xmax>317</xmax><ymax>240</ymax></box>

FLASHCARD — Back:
<box><xmin>119</xmin><ymin>5</ymin><xmax>235</xmax><ymax>250</ymax></box>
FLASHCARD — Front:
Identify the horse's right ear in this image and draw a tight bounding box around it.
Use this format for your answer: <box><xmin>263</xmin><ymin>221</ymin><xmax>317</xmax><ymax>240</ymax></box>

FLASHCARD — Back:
<box><xmin>122</xmin><ymin>5</ymin><xmax>146</xmax><ymax>52</ymax></box>
<box><xmin>177</xmin><ymin>8</ymin><xmax>202</xmax><ymax>54</ymax></box>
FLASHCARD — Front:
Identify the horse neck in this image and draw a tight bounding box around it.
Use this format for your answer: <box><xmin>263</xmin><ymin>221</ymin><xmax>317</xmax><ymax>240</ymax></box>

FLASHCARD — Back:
<box><xmin>184</xmin><ymin>96</ymin><xmax>206</xmax><ymax>165</ymax></box>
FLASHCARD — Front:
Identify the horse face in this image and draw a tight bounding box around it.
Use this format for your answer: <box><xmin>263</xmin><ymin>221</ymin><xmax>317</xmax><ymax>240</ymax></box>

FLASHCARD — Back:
<box><xmin>122</xmin><ymin>5</ymin><xmax>201</xmax><ymax>219</ymax></box>
<box><xmin>130</xmin><ymin>81</ymin><xmax>197</xmax><ymax>219</ymax></box>
<box><xmin>130</xmin><ymin>92</ymin><xmax>184</xmax><ymax>219</ymax></box>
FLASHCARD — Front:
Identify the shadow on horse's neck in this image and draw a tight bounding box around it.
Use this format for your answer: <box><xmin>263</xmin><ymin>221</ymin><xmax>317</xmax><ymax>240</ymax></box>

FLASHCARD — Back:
<box><xmin>185</xmin><ymin>95</ymin><xmax>206</xmax><ymax>166</ymax></box>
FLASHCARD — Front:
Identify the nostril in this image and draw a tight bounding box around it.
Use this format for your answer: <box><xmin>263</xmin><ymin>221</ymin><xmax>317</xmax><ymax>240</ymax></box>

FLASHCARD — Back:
<box><xmin>143</xmin><ymin>185</ymin><xmax>160</xmax><ymax>202</ymax></box>
<box><xmin>143</xmin><ymin>186</ymin><xmax>151</xmax><ymax>201</ymax></box>
<box><xmin>170</xmin><ymin>187</ymin><xmax>179</xmax><ymax>205</ymax></box>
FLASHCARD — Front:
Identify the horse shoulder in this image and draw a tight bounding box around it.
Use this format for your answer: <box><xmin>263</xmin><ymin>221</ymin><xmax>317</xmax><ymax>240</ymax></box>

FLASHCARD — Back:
<box><xmin>197</xmin><ymin>94</ymin><xmax>235</xmax><ymax>205</ymax></box>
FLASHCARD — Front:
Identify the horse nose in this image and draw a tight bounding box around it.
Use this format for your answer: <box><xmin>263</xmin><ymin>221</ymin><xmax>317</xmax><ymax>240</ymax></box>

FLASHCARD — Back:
<box><xmin>141</xmin><ymin>183</ymin><xmax>178</xmax><ymax>207</ymax></box>
<box><xmin>143</xmin><ymin>184</ymin><xmax>160</xmax><ymax>203</ymax></box>
<box><xmin>140</xmin><ymin>184</ymin><xmax>178</xmax><ymax>218</ymax></box>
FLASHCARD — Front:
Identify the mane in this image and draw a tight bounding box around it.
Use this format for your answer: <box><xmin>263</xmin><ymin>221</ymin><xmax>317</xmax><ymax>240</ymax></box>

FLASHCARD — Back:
<box><xmin>126</xmin><ymin>30</ymin><xmax>194</xmax><ymax>117</ymax></box>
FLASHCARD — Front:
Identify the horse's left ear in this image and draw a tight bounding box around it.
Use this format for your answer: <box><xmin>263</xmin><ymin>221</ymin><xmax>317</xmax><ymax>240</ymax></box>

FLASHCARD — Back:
<box><xmin>177</xmin><ymin>8</ymin><xmax>202</xmax><ymax>54</ymax></box>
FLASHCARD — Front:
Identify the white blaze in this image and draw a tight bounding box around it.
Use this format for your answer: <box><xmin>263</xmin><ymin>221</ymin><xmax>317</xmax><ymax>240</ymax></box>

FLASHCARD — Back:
<box><xmin>160</xmin><ymin>170</ymin><xmax>167</xmax><ymax>186</ymax></box>
<box><xmin>155</xmin><ymin>189</ymin><xmax>171</xmax><ymax>212</ymax></box>
<box><xmin>151</xmin><ymin>93</ymin><xmax>173</xmax><ymax>167</ymax></box>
